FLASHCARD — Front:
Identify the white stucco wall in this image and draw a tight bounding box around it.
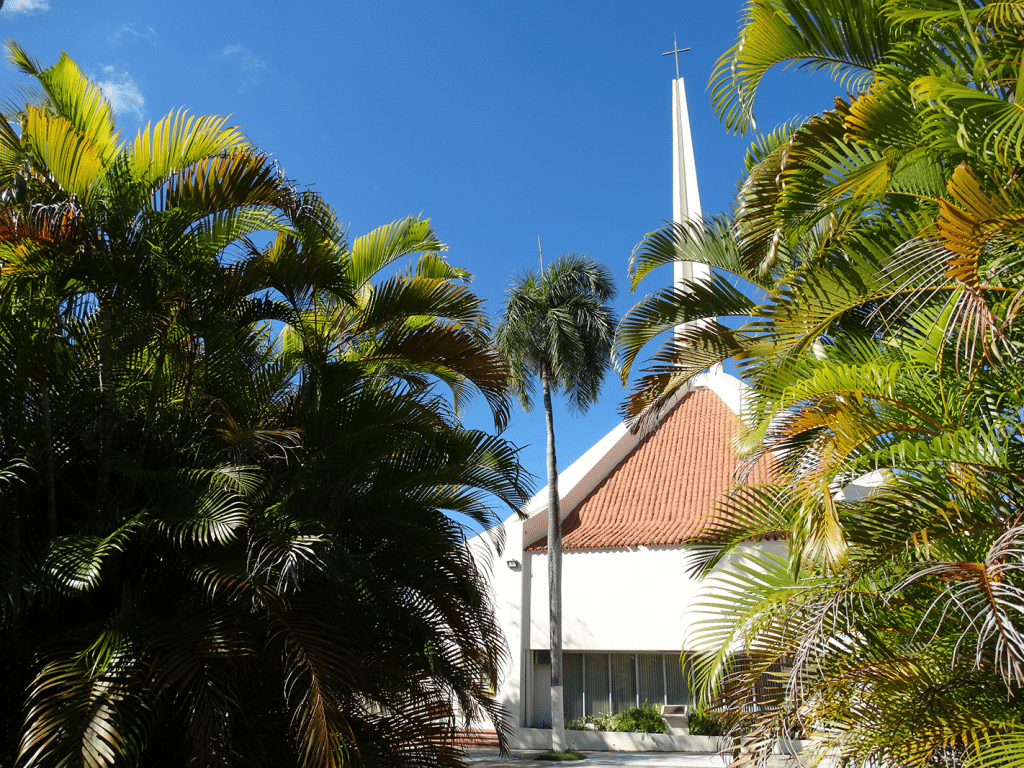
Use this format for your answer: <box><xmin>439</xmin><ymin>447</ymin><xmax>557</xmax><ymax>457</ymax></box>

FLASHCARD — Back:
<box><xmin>468</xmin><ymin>512</ymin><xmax>528</xmax><ymax>730</ymax></box>
<box><xmin>524</xmin><ymin>546</ymin><xmax>704</xmax><ymax>651</ymax></box>
<box><xmin>473</xmin><ymin>518</ymin><xmax>789</xmax><ymax>731</ymax></box>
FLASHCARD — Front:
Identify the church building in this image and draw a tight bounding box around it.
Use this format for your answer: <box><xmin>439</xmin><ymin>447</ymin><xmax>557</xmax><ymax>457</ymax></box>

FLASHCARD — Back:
<box><xmin>468</xmin><ymin>71</ymin><xmax>773</xmax><ymax>748</ymax></box>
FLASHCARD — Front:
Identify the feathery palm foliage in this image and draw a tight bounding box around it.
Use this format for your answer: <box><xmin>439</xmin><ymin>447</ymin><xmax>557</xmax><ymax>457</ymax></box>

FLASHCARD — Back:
<box><xmin>618</xmin><ymin>2</ymin><xmax>1024</xmax><ymax>766</ymax></box>
<box><xmin>494</xmin><ymin>253</ymin><xmax>617</xmax><ymax>751</ymax></box>
<box><xmin>0</xmin><ymin>44</ymin><xmax>529</xmax><ymax>768</ymax></box>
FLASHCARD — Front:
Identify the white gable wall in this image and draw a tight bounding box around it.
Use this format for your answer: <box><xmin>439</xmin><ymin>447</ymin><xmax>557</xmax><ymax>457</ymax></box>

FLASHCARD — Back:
<box><xmin>525</xmin><ymin>547</ymin><xmax>704</xmax><ymax>652</ymax></box>
<box><xmin>475</xmin><ymin>506</ymin><xmax>787</xmax><ymax>732</ymax></box>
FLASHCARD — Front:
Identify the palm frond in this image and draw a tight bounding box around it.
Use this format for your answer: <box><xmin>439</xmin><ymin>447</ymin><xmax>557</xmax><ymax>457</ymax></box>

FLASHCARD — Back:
<box><xmin>349</xmin><ymin>215</ymin><xmax>445</xmax><ymax>290</ymax></box>
<box><xmin>129</xmin><ymin>110</ymin><xmax>248</xmax><ymax>187</ymax></box>
<box><xmin>710</xmin><ymin>0</ymin><xmax>894</xmax><ymax>134</ymax></box>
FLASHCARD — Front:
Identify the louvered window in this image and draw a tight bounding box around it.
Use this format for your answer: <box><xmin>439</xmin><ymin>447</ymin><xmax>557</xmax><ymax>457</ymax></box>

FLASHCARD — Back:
<box><xmin>533</xmin><ymin>651</ymin><xmax>691</xmax><ymax>726</ymax></box>
<box><xmin>563</xmin><ymin>653</ymin><xmax>584</xmax><ymax>721</ymax></box>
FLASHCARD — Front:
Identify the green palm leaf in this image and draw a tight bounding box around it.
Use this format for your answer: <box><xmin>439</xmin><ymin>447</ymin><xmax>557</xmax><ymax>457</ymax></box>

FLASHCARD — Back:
<box><xmin>129</xmin><ymin>110</ymin><xmax>247</xmax><ymax>187</ymax></box>
<box><xmin>710</xmin><ymin>0</ymin><xmax>894</xmax><ymax>133</ymax></box>
<box><xmin>8</xmin><ymin>42</ymin><xmax>120</xmax><ymax>161</ymax></box>
<box><xmin>914</xmin><ymin>75</ymin><xmax>1024</xmax><ymax>167</ymax></box>
<box><xmin>19</xmin><ymin>653</ymin><xmax>148</xmax><ymax>768</ymax></box>
<box><xmin>23</xmin><ymin>106</ymin><xmax>106</xmax><ymax>199</ymax></box>
<box><xmin>161</xmin><ymin>148</ymin><xmax>296</xmax><ymax>215</ymax></box>
<box><xmin>615</xmin><ymin>270</ymin><xmax>758</xmax><ymax>378</ymax></box>
<box><xmin>349</xmin><ymin>215</ymin><xmax>445</xmax><ymax>290</ymax></box>
<box><xmin>45</xmin><ymin>522</ymin><xmax>137</xmax><ymax>595</ymax></box>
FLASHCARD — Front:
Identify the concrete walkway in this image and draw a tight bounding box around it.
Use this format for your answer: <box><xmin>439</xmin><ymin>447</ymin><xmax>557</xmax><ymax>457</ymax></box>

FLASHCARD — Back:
<box><xmin>464</xmin><ymin>747</ymin><xmax>809</xmax><ymax>768</ymax></box>
<box><xmin>464</xmin><ymin>748</ymin><xmax>733</xmax><ymax>768</ymax></box>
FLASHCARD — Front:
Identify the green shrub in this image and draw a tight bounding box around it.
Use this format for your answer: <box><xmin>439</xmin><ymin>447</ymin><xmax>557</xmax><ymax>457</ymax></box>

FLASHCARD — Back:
<box><xmin>567</xmin><ymin>703</ymin><xmax>665</xmax><ymax>733</ymax></box>
<box><xmin>609</xmin><ymin>702</ymin><xmax>665</xmax><ymax>733</ymax></box>
<box><xmin>687</xmin><ymin>702</ymin><xmax>727</xmax><ymax>736</ymax></box>
<box><xmin>535</xmin><ymin>750</ymin><xmax>586</xmax><ymax>761</ymax></box>
<box><xmin>566</xmin><ymin>712</ymin><xmax>613</xmax><ymax>731</ymax></box>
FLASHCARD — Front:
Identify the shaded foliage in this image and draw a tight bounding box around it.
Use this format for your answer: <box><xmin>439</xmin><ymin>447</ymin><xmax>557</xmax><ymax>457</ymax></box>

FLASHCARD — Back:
<box><xmin>0</xmin><ymin>44</ymin><xmax>530</xmax><ymax>768</ymax></box>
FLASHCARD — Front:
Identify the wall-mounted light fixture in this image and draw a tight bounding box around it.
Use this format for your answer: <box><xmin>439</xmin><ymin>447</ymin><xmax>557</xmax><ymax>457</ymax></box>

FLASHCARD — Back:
<box><xmin>506</xmin><ymin>559</ymin><xmax>521</xmax><ymax>570</ymax></box>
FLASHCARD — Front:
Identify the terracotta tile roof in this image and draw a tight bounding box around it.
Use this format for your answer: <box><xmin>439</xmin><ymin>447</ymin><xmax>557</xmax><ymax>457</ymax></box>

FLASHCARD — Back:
<box><xmin>526</xmin><ymin>388</ymin><xmax>774</xmax><ymax>551</ymax></box>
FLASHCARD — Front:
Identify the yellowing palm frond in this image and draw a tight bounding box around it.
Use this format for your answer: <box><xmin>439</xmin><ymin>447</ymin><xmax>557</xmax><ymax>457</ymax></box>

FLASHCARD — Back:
<box><xmin>8</xmin><ymin>41</ymin><xmax>120</xmax><ymax>163</ymax></box>
<box><xmin>22</xmin><ymin>106</ymin><xmax>105</xmax><ymax>199</ymax></box>
<box><xmin>130</xmin><ymin>110</ymin><xmax>248</xmax><ymax>187</ymax></box>
<box><xmin>936</xmin><ymin>165</ymin><xmax>1024</xmax><ymax>278</ymax></box>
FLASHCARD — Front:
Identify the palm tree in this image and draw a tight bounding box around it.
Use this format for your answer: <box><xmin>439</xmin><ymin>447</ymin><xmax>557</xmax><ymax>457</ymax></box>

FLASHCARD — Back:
<box><xmin>685</xmin><ymin>315</ymin><xmax>1024</xmax><ymax>767</ymax></box>
<box><xmin>618</xmin><ymin>2</ymin><xmax>1024</xmax><ymax>765</ymax></box>
<box><xmin>590</xmin><ymin>0</ymin><xmax>1024</xmax><ymax>759</ymax></box>
<box><xmin>494</xmin><ymin>253</ymin><xmax>617</xmax><ymax>751</ymax></box>
<box><xmin>0</xmin><ymin>43</ymin><xmax>530</xmax><ymax>768</ymax></box>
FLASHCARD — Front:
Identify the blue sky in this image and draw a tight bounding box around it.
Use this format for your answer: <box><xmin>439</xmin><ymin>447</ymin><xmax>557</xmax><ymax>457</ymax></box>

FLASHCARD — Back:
<box><xmin>5</xmin><ymin>0</ymin><xmax>840</xmax><ymax>521</ymax></box>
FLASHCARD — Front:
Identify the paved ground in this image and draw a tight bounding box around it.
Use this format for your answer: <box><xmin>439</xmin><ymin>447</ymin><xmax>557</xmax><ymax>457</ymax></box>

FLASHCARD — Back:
<box><xmin>464</xmin><ymin>747</ymin><xmax>809</xmax><ymax>768</ymax></box>
<box><xmin>463</xmin><ymin>748</ymin><xmax>734</xmax><ymax>768</ymax></box>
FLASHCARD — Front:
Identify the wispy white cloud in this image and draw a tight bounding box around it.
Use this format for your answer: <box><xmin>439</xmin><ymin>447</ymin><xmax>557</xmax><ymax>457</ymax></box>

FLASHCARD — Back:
<box><xmin>96</xmin><ymin>66</ymin><xmax>144</xmax><ymax>122</ymax></box>
<box><xmin>220</xmin><ymin>44</ymin><xmax>267</xmax><ymax>91</ymax></box>
<box><xmin>6</xmin><ymin>0</ymin><xmax>50</xmax><ymax>13</ymax></box>
<box><xmin>109</xmin><ymin>22</ymin><xmax>157</xmax><ymax>45</ymax></box>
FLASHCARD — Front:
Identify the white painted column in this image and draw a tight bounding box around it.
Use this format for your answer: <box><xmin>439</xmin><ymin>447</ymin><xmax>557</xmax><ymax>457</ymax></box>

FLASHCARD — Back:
<box><xmin>492</xmin><ymin>514</ymin><xmax>527</xmax><ymax>730</ymax></box>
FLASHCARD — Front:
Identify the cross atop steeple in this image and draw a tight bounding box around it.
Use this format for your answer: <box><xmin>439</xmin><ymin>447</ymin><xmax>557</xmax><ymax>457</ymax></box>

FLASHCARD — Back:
<box><xmin>663</xmin><ymin>39</ymin><xmax>706</xmax><ymax>301</ymax></box>
<box><xmin>662</xmin><ymin>33</ymin><xmax>690</xmax><ymax>80</ymax></box>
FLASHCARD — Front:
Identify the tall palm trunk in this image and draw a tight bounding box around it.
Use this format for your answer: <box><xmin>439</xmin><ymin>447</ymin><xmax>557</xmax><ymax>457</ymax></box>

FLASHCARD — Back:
<box><xmin>495</xmin><ymin>253</ymin><xmax>616</xmax><ymax>752</ymax></box>
<box><xmin>542</xmin><ymin>363</ymin><xmax>565</xmax><ymax>751</ymax></box>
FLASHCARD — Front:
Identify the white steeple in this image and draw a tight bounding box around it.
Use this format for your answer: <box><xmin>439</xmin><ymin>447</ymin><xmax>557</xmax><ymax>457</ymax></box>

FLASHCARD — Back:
<box><xmin>671</xmin><ymin>75</ymin><xmax>709</xmax><ymax>290</ymax></box>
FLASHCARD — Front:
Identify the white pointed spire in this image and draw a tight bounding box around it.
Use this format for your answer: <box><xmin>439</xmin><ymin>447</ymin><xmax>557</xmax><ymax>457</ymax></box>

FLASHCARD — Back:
<box><xmin>671</xmin><ymin>76</ymin><xmax>708</xmax><ymax>290</ymax></box>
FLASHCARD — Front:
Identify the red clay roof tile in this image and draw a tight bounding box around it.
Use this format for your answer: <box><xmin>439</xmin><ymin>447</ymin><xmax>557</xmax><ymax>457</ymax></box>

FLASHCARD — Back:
<box><xmin>526</xmin><ymin>388</ymin><xmax>773</xmax><ymax>551</ymax></box>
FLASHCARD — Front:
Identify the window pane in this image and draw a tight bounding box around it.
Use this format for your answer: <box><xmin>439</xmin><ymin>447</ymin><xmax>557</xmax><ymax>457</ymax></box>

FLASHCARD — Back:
<box><xmin>585</xmin><ymin>654</ymin><xmax>610</xmax><ymax>716</ymax></box>
<box><xmin>610</xmin><ymin>653</ymin><xmax>636</xmax><ymax>712</ymax></box>
<box><xmin>564</xmin><ymin>653</ymin><xmax>584</xmax><ymax>721</ymax></box>
<box><xmin>532</xmin><ymin>653</ymin><xmax>551</xmax><ymax>728</ymax></box>
<box><xmin>665</xmin><ymin>653</ymin><xmax>689</xmax><ymax>704</ymax></box>
<box><xmin>637</xmin><ymin>654</ymin><xmax>665</xmax><ymax>706</ymax></box>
